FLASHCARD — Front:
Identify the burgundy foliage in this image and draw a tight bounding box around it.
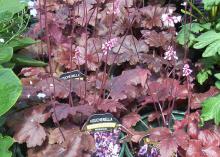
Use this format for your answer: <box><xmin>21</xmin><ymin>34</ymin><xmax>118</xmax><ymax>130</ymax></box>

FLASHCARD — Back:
<box><xmin>5</xmin><ymin>0</ymin><xmax>220</xmax><ymax>156</ymax></box>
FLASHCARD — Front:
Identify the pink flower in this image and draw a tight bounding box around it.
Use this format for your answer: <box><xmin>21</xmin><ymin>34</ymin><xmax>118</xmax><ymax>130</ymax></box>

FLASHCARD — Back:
<box><xmin>164</xmin><ymin>46</ymin><xmax>178</xmax><ymax>61</ymax></box>
<box><xmin>183</xmin><ymin>64</ymin><xmax>192</xmax><ymax>76</ymax></box>
<box><xmin>107</xmin><ymin>0</ymin><xmax>120</xmax><ymax>15</ymax></box>
<box><xmin>73</xmin><ymin>47</ymin><xmax>80</xmax><ymax>59</ymax></box>
<box><xmin>102</xmin><ymin>38</ymin><xmax>118</xmax><ymax>55</ymax></box>
<box><xmin>161</xmin><ymin>9</ymin><xmax>181</xmax><ymax>27</ymax></box>
<box><xmin>28</xmin><ymin>1</ymin><xmax>37</xmax><ymax>17</ymax></box>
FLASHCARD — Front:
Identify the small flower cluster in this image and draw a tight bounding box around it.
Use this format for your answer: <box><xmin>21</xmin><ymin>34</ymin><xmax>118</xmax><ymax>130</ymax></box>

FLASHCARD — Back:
<box><xmin>90</xmin><ymin>129</ymin><xmax>121</xmax><ymax>157</ymax></box>
<box><xmin>161</xmin><ymin>9</ymin><xmax>181</xmax><ymax>27</ymax></box>
<box><xmin>107</xmin><ymin>0</ymin><xmax>120</xmax><ymax>15</ymax></box>
<box><xmin>164</xmin><ymin>46</ymin><xmax>178</xmax><ymax>61</ymax></box>
<box><xmin>28</xmin><ymin>1</ymin><xmax>37</xmax><ymax>17</ymax></box>
<box><xmin>138</xmin><ymin>144</ymin><xmax>160</xmax><ymax>157</ymax></box>
<box><xmin>182</xmin><ymin>64</ymin><xmax>192</xmax><ymax>76</ymax></box>
<box><xmin>163</xmin><ymin>45</ymin><xmax>193</xmax><ymax>76</ymax></box>
<box><xmin>102</xmin><ymin>38</ymin><xmax>118</xmax><ymax>55</ymax></box>
<box><xmin>73</xmin><ymin>47</ymin><xmax>80</xmax><ymax>59</ymax></box>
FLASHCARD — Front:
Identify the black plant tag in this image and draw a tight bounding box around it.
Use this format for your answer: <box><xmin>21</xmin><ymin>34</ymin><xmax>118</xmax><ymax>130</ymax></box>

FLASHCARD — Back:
<box><xmin>82</xmin><ymin>113</ymin><xmax>119</xmax><ymax>131</ymax></box>
<box><xmin>59</xmin><ymin>70</ymin><xmax>85</xmax><ymax>80</ymax></box>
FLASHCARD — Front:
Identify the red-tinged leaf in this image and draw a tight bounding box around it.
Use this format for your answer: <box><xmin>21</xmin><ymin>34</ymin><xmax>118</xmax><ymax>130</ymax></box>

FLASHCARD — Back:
<box><xmin>191</xmin><ymin>87</ymin><xmax>219</xmax><ymax>109</ymax></box>
<box><xmin>149</xmin><ymin>127</ymin><xmax>171</xmax><ymax>141</ymax></box>
<box><xmin>202</xmin><ymin>146</ymin><xmax>220</xmax><ymax>157</ymax></box>
<box><xmin>139</xmin><ymin>54</ymin><xmax>172</xmax><ymax>72</ymax></box>
<box><xmin>142</xmin><ymin>30</ymin><xmax>172</xmax><ymax>49</ymax></box>
<box><xmin>51</xmin><ymin>103</ymin><xmax>71</xmax><ymax>122</ymax></box>
<box><xmin>186</xmin><ymin>140</ymin><xmax>203</xmax><ymax>157</ymax></box>
<box><xmin>142</xmin><ymin>78</ymin><xmax>188</xmax><ymax>105</ymax></box>
<box><xmin>187</xmin><ymin>121</ymin><xmax>199</xmax><ymax>139</ymax></box>
<box><xmin>27</xmin><ymin>144</ymin><xmax>66</xmax><ymax>157</ymax></box>
<box><xmin>103</xmin><ymin>35</ymin><xmax>149</xmax><ymax>65</ymax></box>
<box><xmin>54</xmin><ymin>46</ymin><xmax>77</xmax><ymax>69</ymax></box>
<box><xmin>122</xmin><ymin>112</ymin><xmax>141</xmax><ymax>128</ymax></box>
<box><xmin>149</xmin><ymin>128</ymin><xmax>189</xmax><ymax>157</ymax></box>
<box><xmin>139</xmin><ymin>5</ymin><xmax>168</xmax><ymax>29</ymax></box>
<box><xmin>198</xmin><ymin>130</ymin><xmax>220</xmax><ymax>147</ymax></box>
<box><xmin>48</xmin><ymin>124</ymin><xmax>80</xmax><ymax>145</ymax></box>
<box><xmin>159</xmin><ymin>137</ymin><xmax>178</xmax><ymax>157</ymax></box>
<box><xmin>130</xmin><ymin>130</ymin><xmax>148</xmax><ymax>143</ymax></box>
<box><xmin>74</xmin><ymin>38</ymin><xmax>102</xmax><ymax>71</ymax></box>
<box><xmin>28</xmin><ymin>131</ymin><xmax>95</xmax><ymax>157</ymax></box>
<box><xmin>20</xmin><ymin>67</ymin><xmax>46</xmax><ymax>77</ymax></box>
<box><xmin>147</xmin><ymin>109</ymin><xmax>170</xmax><ymax>122</ymax></box>
<box><xmin>74</xmin><ymin>0</ymin><xmax>99</xmax><ymax>26</ymax></box>
<box><xmin>36</xmin><ymin>77</ymin><xmax>69</xmax><ymax>99</ymax></box>
<box><xmin>174</xmin><ymin>112</ymin><xmax>200</xmax><ymax>131</ymax></box>
<box><xmin>7</xmin><ymin>105</ymin><xmax>51</xmax><ymax>147</ymax></box>
<box><xmin>107</xmin><ymin>68</ymin><xmax>150</xmax><ymax>100</ymax></box>
<box><xmin>71</xmin><ymin>104</ymin><xmax>95</xmax><ymax>117</ymax></box>
<box><xmin>173</xmin><ymin>129</ymin><xmax>189</xmax><ymax>149</ymax></box>
<box><xmin>97</xmin><ymin>99</ymin><xmax>126</xmax><ymax>113</ymax></box>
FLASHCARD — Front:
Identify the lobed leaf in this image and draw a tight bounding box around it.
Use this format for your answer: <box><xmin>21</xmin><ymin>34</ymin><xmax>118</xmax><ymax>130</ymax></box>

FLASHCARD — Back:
<box><xmin>201</xmin><ymin>94</ymin><xmax>220</xmax><ymax>125</ymax></box>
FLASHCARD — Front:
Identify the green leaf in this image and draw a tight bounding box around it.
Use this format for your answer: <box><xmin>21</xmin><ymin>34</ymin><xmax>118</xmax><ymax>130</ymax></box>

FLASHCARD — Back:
<box><xmin>202</xmin><ymin>40</ymin><xmax>220</xmax><ymax>57</ymax></box>
<box><xmin>214</xmin><ymin>73</ymin><xmax>220</xmax><ymax>79</ymax></box>
<box><xmin>185</xmin><ymin>23</ymin><xmax>205</xmax><ymax>33</ymax></box>
<box><xmin>203</xmin><ymin>0</ymin><xmax>220</xmax><ymax>10</ymax></box>
<box><xmin>193</xmin><ymin>31</ymin><xmax>220</xmax><ymax>49</ymax></box>
<box><xmin>201</xmin><ymin>94</ymin><xmax>220</xmax><ymax>125</ymax></box>
<box><xmin>0</xmin><ymin>69</ymin><xmax>22</xmax><ymax>116</ymax></box>
<box><xmin>2</xmin><ymin>62</ymin><xmax>15</xmax><ymax>69</ymax></box>
<box><xmin>7</xmin><ymin>38</ymin><xmax>39</xmax><ymax>51</ymax></box>
<box><xmin>177</xmin><ymin>29</ymin><xmax>195</xmax><ymax>46</ymax></box>
<box><xmin>12</xmin><ymin>54</ymin><xmax>47</xmax><ymax>67</ymax></box>
<box><xmin>215</xmin><ymin>81</ymin><xmax>220</xmax><ymax>89</ymax></box>
<box><xmin>0</xmin><ymin>47</ymin><xmax>13</xmax><ymax>64</ymax></box>
<box><xmin>215</xmin><ymin>21</ymin><xmax>220</xmax><ymax>31</ymax></box>
<box><xmin>0</xmin><ymin>0</ymin><xmax>26</xmax><ymax>15</ymax></box>
<box><xmin>201</xmin><ymin>23</ymin><xmax>212</xmax><ymax>30</ymax></box>
<box><xmin>201</xmin><ymin>56</ymin><xmax>219</xmax><ymax>68</ymax></box>
<box><xmin>196</xmin><ymin>70</ymin><xmax>211</xmax><ymax>85</ymax></box>
<box><xmin>0</xmin><ymin>11</ymin><xmax>13</xmax><ymax>23</ymax></box>
<box><xmin>0</xmin><ymin>134</ymin><xmax>14</xmax><ymax>157</ymax></box>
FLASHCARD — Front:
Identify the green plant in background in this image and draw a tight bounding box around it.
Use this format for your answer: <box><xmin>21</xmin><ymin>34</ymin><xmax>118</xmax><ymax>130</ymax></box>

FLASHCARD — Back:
<box><xmin>0</xmin><ymin>134</ymin><xmax>14</xmax><ymax>157</ymax></box>
<box><xmin>0</xmin><ymin>0</ymin><xmax>47</xmax><ymax>156</ymax></box>
<box><xmin>201</xmin><ymin>94</ymin><xmax>220</xmax><ymax>125</ymax></box>
<box><xmin>0</xmin><ymin>0</ymin><xmax>47</xmax><ymax>116</ymax></box>
<box><xmin>177</xmin><ymin>0</ymin><xmax>220</xmax><ymax>125</ymax></box>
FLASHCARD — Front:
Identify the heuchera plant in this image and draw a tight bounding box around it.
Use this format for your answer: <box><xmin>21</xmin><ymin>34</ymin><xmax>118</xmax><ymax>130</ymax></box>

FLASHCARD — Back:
<box><xmin>2</xmin><ymin>0</ymin><xmax>220</xmax><ymax>157</ymax></box>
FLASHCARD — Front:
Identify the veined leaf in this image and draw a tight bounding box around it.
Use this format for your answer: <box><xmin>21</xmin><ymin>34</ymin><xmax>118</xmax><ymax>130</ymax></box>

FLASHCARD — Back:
<box><xmin>214</xmin><ymin>73</ymin><xmax>220</xmax><ymax>80</ymax></box>
<box><xmin>201</xmin><ymin>94</ymin><xmax>220</xmax><ymax>125</ymax></box>
<box><xmin>215</xmin><ymin>81</ymin><xmax>220</xmax><ymax>89</ymax></box>
<box><xmin>0</xmin><ymin>134</ymin><xmax>14</xmax><ymax>157</ymax></box>
<box><xmin>7</xmin><ymin>38</ymin><xmax>39</xmax><ymax>51</ymax></box>
<box><xmin>203</xmin><ymin>0</ymin><xmax>220</xmax><ymax>10</ymax></box>
<box><xmin>0</xmin><ymin>0</ymin><xmax>26</xmax><ymax>15</ymax></box>
<box><xmin>196</xmin><ymin>70</ymin><xmax>211</xmax><ymax>85</ymax></box>
<box><xmin>0</xmin><ymin>47</ymin><xmax>13</xmax><ymax>64</ymax></box>
<box><xmin>195</xmin><ymin>31</ymin><xmax>220</xmax><ymax>42</ymax></box>
<box><xmin>202</xmin><ymin>40</ymin><xmax>220</xmax><ymax>57</ymax></box>
<box><xmin>0</xmin><ymin>11</ymin><xmax>13</xmax><ymax>23</ymax></box>
<box><xmin>0</xmin><ymin>68</ymin><xmax>22</xmax><ymax>116</ymax></box>
<box><xmin>12</xmin><ymin>54</ymin><xmax>47</xmax><ymax>67</ymax></box>
<box><xmin>177</xmin><ymin>29</ymin><xmax>195</xmax><ymax>46</ymax></box>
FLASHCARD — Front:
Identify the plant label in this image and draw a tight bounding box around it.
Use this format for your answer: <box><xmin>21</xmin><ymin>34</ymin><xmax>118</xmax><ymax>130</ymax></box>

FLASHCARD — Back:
<box><xmin>59</xmin><ymin>70</ymin><xmax>85</xmax><ymax>80</ymax></box>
